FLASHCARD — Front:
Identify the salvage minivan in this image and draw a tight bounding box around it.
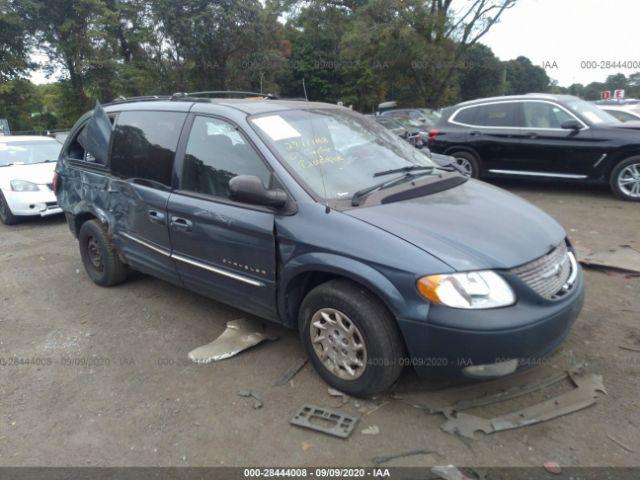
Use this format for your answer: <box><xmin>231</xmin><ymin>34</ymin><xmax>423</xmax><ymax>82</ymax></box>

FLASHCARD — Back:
<box><xmin>55</xmin><ymin>94</ymin><xmax>585</xmax><ymax>397</ymax></box>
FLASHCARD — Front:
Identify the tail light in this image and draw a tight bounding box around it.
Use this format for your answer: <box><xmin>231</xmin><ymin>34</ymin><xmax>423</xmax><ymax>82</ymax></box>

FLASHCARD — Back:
<box><xmin>52</xmin><ymin>172</ymin><xmax>60</xmax><ymax>193</ymax></box>
<box><xmin>427</xmin><ymin>128</ymin><xmax>439</xmax><ymax>143</ymax></box>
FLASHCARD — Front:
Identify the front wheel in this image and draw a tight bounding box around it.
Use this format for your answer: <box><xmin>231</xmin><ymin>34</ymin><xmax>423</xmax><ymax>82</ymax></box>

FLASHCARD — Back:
<box><xmin>0</xmin><ymin>190</ymin><xmax>20</xmax><ymax>225</ymax></box>
<box><xmin>299</xmin><ymin>279</ymin><xmax>405</xmax><ymax>397</ymax></box>
<box><xmin>610</xmin><ymin>156</ymin><xmax>640</xmax><ymax>201</ymax></box>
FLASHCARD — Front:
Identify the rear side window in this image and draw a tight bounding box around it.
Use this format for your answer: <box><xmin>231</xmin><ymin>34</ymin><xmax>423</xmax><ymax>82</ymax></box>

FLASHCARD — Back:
<box><xmin>452</xmin><ymin>106</ymin><xmax>479</xmax><ymax>125</ymax></box>
<box><xmin>475</xmin><ymin>103</ymin><xmax>519</xmax><ymax>127</ymax></box>
<box><xmin>110</xmin><ymin>111</ymin><xmax>186</xmax><ymax>186</ymax></box>
<box><xmin>67</xmin><ymin>114</ymin><xmax>116</xmax><ymax>164</ymax></box>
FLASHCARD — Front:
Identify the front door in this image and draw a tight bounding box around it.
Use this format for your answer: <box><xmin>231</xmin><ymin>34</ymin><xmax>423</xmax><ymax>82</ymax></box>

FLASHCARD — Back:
<box><xmin>168</xmin><ymin>115</ymin><xmax>278</xmax><ymax>320</ymax></box>
<box><xmin>509</xmin><ymin>101</ymin><xmax>600</xmax><ymax>177</ymax></box>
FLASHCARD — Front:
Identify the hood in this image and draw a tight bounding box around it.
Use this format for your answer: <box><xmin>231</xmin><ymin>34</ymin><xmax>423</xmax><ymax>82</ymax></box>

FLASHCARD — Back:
<box><xmin>346</xmin><ymin>179</ymin><xmax>566</xmax><ymax>271</ymax></box>
<box><xmin>0</xmin><ymin>162</ymin><xmax>56</xmax><ymax>187</ymax></box>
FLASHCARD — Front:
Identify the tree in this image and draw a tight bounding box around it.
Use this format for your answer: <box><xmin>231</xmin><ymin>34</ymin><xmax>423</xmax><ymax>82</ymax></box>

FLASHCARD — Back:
<box><xmin>504</xmin><ymin>56</ymin><xmax>549</xmax><ymax>94</ymax></box>
<box><xmin>0</xmin><ymin>0</ymin><xmax>30</xmax><ymax>81</ymax></box>
<box><xmin>336</xmin><ymin>0</ymin><xmax>516</xmax><ymax>108</ymax></box>
<box><xmin>458</xmin><ymin>43</ymin><xmax>505</xmax><ymax>101</ymax></box>
<box><xmin>20</xmin><ymin>0</ymin><xmax>120</xmax><ymax>114</ymax></box>
<box><xmin>150</xmin><ymin>0</ymin><xmax>286</xmax><ymax>92</ymax></box>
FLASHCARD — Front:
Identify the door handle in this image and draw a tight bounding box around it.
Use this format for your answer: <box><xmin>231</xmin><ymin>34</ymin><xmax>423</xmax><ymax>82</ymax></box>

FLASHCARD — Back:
<box><xmin>469</xmin><ymin>131</ymin><xmax>482</xmax><ymax>136</ymax></box>
<box><xmin>170</xmin><ymin>216</ymin><xmax>193</xmax><ymax>231</ymax></box>
<box><xmin>525</xmin><ymin>132</ymin><xmax>539</xmax><ymax>139</ymax></box>
<box><xmin>148</xmin><ymin>209</ymin><xmax>166</xmax><ymax>224</ymax></box>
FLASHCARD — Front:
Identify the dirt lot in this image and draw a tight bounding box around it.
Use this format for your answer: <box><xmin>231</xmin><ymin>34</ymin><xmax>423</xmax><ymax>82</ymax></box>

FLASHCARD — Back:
<box><xmin>1</xmin><ymin>179</ymin><xmax>639</xmax><ymax>468</ymax></box>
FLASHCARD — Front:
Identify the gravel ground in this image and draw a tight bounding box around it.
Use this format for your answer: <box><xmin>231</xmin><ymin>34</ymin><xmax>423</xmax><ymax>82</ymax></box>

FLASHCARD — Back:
<box><xmin>0</xmin><ymin>179</ymin><xmax>639</xmax><ymax>468</ymax></box>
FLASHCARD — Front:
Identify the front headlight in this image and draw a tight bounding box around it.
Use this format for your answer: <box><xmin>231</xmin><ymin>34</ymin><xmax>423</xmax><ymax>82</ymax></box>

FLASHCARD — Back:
<box><xmin>417</xmin><ymin>271</ymin><xmax>515</xmax><ymax>309</ymax></box>
<box><xmin>11</xmin><ymin>180</ymin><xmax>40</xmax><ymax>192</ymax></box>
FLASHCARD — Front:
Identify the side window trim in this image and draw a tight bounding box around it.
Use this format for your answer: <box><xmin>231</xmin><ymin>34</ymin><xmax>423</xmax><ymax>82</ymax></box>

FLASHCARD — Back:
<box><xmin>450</xmin><ymin>100</ymin><xmax>588</xmax><ymax>131</ymax></box>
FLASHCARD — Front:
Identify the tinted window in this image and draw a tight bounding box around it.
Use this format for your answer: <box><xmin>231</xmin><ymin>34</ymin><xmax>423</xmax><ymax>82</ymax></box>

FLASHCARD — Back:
<box><xmin>110</xmin><ymin>111</ymin><xmax>186</xmax><ymax>186</ymax></box>
<box><xmin>453</xmin><ymin>106</ymin><xmax>479</xmax><ymax>125</ymax></box>
<box><xmin>182</xmin><ymin>116</ymin><xmax>271</xmax><ymax>199</ymax></box>
<box><xmin>523</xmin><ymin>102</ymin><xmax>574</xmax><ymax>128</ymax></box>
<box><xmin>475</xmin><ymin>103</ymin><xmax>519</xmax><ymax>127</ymax></box>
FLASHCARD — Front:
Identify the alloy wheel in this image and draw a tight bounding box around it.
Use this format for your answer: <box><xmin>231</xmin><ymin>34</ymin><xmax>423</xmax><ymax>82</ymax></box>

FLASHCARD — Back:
<box><xmin>618</xmin><ymin>163</ymin><xmax>640</xmax><ymax>198</ymax></box>
<box><xmin>309</xmin><ymin>308</ymin><xmax>367</xmax><ymax>381</ymax></box>
<box><xmin>454</xmin><ymin>157</ymin><xmax>473</xmax><ymax>177</ymax></box>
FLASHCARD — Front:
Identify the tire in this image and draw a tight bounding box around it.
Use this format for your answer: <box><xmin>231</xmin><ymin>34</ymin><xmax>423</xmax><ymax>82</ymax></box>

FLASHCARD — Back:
<box><xmin>449</xmin><ymin>151</ymin><xmax>481</xmax><ymax>178</ymax></box>
<box><xmin>78</xmin><ymin>220</ymin><xmax>128</xmax><ymax>286</ymax></box>
<box><xmin>299</xmin><ymin>279</ymin><xmax>405</xmax><ymax>397</ymax></box>
<box><xmin>0</xmin><ymin>190</ymin><xmax>20</xmax><ymax>225</ymax></box>
<box><xmin>610</xmin><ymin>156</ymin><xmax>640</xmax><ymax>201</ymax></box>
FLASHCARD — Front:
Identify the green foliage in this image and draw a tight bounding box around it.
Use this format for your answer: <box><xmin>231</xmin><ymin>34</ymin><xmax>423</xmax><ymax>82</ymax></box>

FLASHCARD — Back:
<box><xmin>458</xmin><ymin>44</ymin><xmax>505</xmax><ymax>101</ymax></box>
<box><xmin>7</xmin><ymin>0</ymin><xmax>640</xmax><ymax>133</ymax></box>
<box><xmin>0</xmin><ymin>0</ymin><xmax>31</xmax><ymax>80</ymax></box>
<box><xmin>503</xmin><ymin>56</ymin><xmax>550</xmax><ymax>95</ymax></box>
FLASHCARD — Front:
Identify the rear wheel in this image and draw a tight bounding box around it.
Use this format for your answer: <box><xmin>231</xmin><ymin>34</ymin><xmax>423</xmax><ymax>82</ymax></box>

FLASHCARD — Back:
<box><xmin>450</xmin><ymin>151</ymin><xmax>480</xmax><ymax>178</ymax></box>
<box><xmin>0</xmin><ymin>190</ymin><xmax>20</xmax><ymax>225</ymax></box>
<box><xmin>78</xmin><ymin>220</ymin><xmax>128</xmax><ymax>286</ymax></box>
<box><xmin>299</xmin><ymin>279</ymin><xmax>405</xmax><ymax>397</ymax></box>
<box><xmin>610</xmin><ymin>156</ymin><xmax>640</xmax><ymax>201</ymax></box>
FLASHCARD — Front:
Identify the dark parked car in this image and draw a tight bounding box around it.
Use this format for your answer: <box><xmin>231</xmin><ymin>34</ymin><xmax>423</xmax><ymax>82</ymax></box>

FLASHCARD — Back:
<box><xmin>372</xmin><ymin>115</ymin><xmax>425</xmax><ymax>148</ymax></box>
<box><xmin>429</xmin><ymin>94</ymin><xmax>640</xmax><ymax>201</ymax></box>
<box><xmin>381</xmin><ymin>108</ymin><xmax>441</xmax><ymax>128</ymax></box>
<box><xmin>55</xmin><ymin>94</ymin><xmax>584</xmax><ymax>397</ymax></box>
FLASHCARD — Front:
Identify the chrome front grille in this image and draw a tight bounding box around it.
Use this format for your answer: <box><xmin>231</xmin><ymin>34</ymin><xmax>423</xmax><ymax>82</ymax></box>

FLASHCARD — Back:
<box><xmin>511</xmin><ymin>242</ymin><xmax>573</xmax><ymax>299</ymax></box>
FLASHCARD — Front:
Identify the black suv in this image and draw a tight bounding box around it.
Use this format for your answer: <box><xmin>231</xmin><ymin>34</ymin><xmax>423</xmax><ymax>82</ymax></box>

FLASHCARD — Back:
<box><xmin>429</xmin><ymin>94</ymin><xmax>640</xmax><ymax>201</ymax></box>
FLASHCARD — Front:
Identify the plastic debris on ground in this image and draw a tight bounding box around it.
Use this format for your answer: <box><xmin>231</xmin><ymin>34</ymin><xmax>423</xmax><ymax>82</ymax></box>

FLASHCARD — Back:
<box><xmin>188</xmin><ymin>318</ymin><xmax>278</xmax><ymax>364</ymax></box>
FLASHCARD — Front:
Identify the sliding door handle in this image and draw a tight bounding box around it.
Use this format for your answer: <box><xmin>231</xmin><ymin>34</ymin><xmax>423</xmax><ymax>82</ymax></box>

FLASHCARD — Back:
<box><xmin>147</xmin><ymin>209</ymin><xmax>166</xmax><ymax>224</ymax></box>
<box><xmin>170</xmin><ymin>216</ymin><xmax>193</xmax><ymax>231</ymax></box>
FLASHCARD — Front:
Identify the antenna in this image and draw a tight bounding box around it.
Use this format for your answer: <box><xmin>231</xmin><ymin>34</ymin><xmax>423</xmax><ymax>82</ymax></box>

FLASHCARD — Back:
<box><xmin>302</xmin><ymin>78</ymin><xmax>308</xmax><ymax>101</ymax></box>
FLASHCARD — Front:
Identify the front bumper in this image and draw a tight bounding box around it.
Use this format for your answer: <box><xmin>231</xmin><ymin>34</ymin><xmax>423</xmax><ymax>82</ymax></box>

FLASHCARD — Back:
<box><xmin>3</xmin><ymin>188</ymin><xmax>63</xmax><ymax>217</ymax></box>
<box><xmin>397</xmin><ymin>265</ymin><xmax>585</xmax><ymax>378</ymax></box>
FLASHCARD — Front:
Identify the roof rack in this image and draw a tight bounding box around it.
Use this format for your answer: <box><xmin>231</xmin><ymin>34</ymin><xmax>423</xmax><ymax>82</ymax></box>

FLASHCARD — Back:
<box><xmin>105</xmin><ymin>95</ymin><xmax>171</xmax><ymax>106</ymax></box>
<box><xmin>170</xmin><ymin>90</ymin><xmax>278</xmax><ymax>100</ymax></box>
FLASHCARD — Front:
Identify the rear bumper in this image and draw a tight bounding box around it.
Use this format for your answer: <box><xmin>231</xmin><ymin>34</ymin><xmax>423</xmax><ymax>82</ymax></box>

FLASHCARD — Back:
<box><xmin>397</xmin><ymin>266</ymin><xmax>585</xmax><ymax>378</ymax></box>
<box><xmin>3</xmin><ymin>188</ymin><xmax>62</xmax><ymax>217</ymax></box>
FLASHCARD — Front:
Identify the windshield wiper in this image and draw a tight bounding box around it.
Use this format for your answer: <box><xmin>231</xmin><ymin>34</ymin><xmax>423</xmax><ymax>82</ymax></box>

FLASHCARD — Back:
<box><xmin>372</xmin><ymin>165</ymin><xmax>434</xmax><ymax>178</ymax></box>
<box><xmin>351</xmin><ymin>170</ymin><xmax>432</xmax><ymax>207</ymax></box>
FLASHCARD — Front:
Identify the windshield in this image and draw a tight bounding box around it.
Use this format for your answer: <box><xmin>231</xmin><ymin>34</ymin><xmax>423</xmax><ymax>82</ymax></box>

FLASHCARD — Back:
<box><xmin>0</xmin><ymin>141</ymin><xmax>61</xmax><ymax>167</ymax></box>
<box><xmin>565</xmin><ymin>99</ymin><xmax>619</xmax><ymax>124</ymax></box>
<box><xmin>250</xmin><ymin>108</ymin><xmax>436</xmax><ymax>200</ymax></box>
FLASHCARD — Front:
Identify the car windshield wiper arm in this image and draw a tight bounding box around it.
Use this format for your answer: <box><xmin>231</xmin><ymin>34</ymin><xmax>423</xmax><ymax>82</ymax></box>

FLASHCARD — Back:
<box><xmin>372</xmin><ymin>165</ymin><xmax>434</xmax><ymax>178</ymax></box>
<box><xmin>351</xmin><ymin>170</ymin><xmax>431</xmax><ymax>207</ymax></box>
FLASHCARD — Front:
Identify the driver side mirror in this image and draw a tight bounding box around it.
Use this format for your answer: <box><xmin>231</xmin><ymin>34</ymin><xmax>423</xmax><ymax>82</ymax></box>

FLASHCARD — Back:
<box><xmin>561</xmin><ymin>120</ymin><xmax>582</xmax><ymax>130</ymax></box>
<box><xmin>229</xmin><ymin>175</ymin><xmax>288</xmax><ymax>208</ymax></box>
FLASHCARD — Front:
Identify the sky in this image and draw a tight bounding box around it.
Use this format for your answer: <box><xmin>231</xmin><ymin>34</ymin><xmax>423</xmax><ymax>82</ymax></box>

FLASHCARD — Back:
<box><xmin>29</xmin><ymin>0</ymin><xmax>640</xmax><ymax>87</ymax></box>
<box><xmin>480</xmin><ymin>0</ymin><xmax>640</xmax><ymax>86</ymax></box>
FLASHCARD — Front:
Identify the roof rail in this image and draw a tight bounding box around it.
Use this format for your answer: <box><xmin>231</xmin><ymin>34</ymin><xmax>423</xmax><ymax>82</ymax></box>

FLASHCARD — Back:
<box><xmin>104</xmin><ymin>95</ymin><xmax>171</xmax><ymax>106</ymax></box>
<box><xmin>170</xmin><ymin>90</ymin><xmax>278</xmax><ymax>100</ymax></box>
